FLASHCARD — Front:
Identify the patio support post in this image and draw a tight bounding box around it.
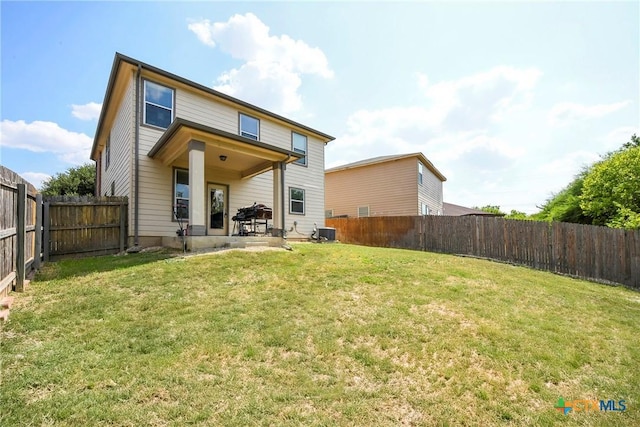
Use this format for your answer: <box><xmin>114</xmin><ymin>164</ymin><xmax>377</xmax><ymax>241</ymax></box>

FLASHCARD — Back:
<box><xmin>188</xmin><ymin>140</ymin><xmax>206</xmax><ymax>236</ymax></box>
<box><xmin>272</xmin><ymin>161</ymin><xmax>285</xmax><ymax>236</ymax></box>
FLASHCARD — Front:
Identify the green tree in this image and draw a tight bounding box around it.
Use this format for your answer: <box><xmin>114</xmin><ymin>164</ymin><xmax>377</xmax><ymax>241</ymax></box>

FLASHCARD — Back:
<box><xmin>505</xmin><ymin>210</ymin><xmax>529</xmax><ymax>220</ymax></box>
<box><xmin>473</xmin><ymin>205</ymin><xmax>505</xmax><ymax>215</ymax></box>
<box><xmin>41</xmin><ymin>163</ymin><xmax>96</xmax><ymax>196</ymax></box>
<box><xmin>472</xmin><ymin>206</ymin><xmax>532</xmax><ymax>219</ymax></box>
<box><xmin>580</xmin><ymin>142</ymin><xmax>640</xmax><ymax>228</ymax></box>
<box><xmin>532</xmin><ymin>170</ymin><xmax>593</xmax><ymax>224</ymax></box>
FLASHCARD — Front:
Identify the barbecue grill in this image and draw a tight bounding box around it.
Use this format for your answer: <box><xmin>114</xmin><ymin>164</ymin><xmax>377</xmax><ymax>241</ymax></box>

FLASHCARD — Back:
<box><xmin>232</xmin><ymin>203</ymin><xmax>272</xmax><ymax>236</ymax></box>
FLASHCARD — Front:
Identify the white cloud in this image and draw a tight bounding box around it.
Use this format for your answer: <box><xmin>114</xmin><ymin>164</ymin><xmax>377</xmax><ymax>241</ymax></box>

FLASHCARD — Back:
<box><xmin>19</xmin><ymin>172</ymin><xmax>51</xmax><ymax>190</ymax></box>
<box><xmin>548</xmin><ymin>100</ymin><xmax>631</xmax><ymax>126</ymax></box>
<box><xmin>0</xmin><ymin>119</ymin><xmax>92</xmax><ymax>164</ymax></box>
<box><xmin>326</xmin><ymin>66</ymin><xmax>546</xmax><ymax>213</ymax></box>
<box><xmin>215</xmin><ymin>61</ymin><xmax>304</xmax><ymax>113</ymax></box>
<box><xmin>71</xmin><ymin>102</ymin><xmax>102</xmax><ymax>120</ymax></box>
<box><xmin>187</xmin><ymin>19</ymin><xmax>217</xmax><ymax>47</ymax></box>
<box><xmin>328</xmin><ymin>66</ymin><xmax>541</xmax><ymax>169</ymax></box>
<box><xmin>188</xmin><ymin>13</ymin><xmax>333</xmax><ymax>114</ymax></box>
<box><xmin>419</xmin><ymin>66</ymin><xmax>542</xmax><ymax>130</ymax></box>
<box><xmin>603</xmin><ymin>125</ymin><xmax>639</xmax><ymax>150</ymax></box>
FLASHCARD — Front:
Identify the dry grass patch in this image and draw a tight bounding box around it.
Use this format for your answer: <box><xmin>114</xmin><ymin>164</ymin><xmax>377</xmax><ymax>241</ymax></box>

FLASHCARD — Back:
<box><xmin>1</xmin><ymin>244</ymin><xmax>638</xmax><ymax>426</ymax></box>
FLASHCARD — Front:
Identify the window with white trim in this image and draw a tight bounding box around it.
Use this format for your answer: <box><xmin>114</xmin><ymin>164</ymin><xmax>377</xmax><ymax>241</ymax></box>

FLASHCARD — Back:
<box><xmin>358</xmin><ymin>206</ymin><xmax>370</xmax><ymax>217</ymax></box>
<box><xmin>239</xmin><ymin>113</ymin><xmax>259</xmax><ymax>140</ymax></box>
<box><xmin>144</xmin><ymin>80</ymin><xmax>174</xmax><ymax>128</ymax></box>
<box><xmin>418</xmin><ymin>162</ymin><xmax>424</xmax><ymax>185</ymax></box>
<box><xmin>105</xmin><ymin>134</ymin><xmax>111</xmax><ymax>170</ymax></box>
<box><xmin>325</xmin><ymin>209</ymin><xmax>334</xmax><ymax>218</ymax></box>
<box><xmin>289</xmin><ymin>187</ymin><xmax>305</xmax><ymax>214</ymax></box>
<box><xmin>174</xmin><ymin>169</ymin><xmax>189</xmax><ymax>220</ymax></box>
<box><xmin>421</xmin><ymin>203</ymin><xmax>429</xmax><ymax>216</ymax></box>
<box><xmin>292</xmin><ymin>132</ymin><xmax>307</xmax><ymax>166</ymax></box>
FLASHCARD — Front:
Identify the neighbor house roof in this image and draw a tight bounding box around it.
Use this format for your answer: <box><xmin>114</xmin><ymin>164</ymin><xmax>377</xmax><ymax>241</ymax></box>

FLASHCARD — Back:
<box><xmin>443</xmin><ymin>202</ymin><xmax>503</xmax><ymax>217</ymax></box>
<box><xmin>91</xmin><ymin>52</ymin><xmax>335</xmax><ymax>160</ymax></box>
<box><xmin>325</xmin><ymin>153</ymin><xmax>446</xmax><ymax>182</ymax></box>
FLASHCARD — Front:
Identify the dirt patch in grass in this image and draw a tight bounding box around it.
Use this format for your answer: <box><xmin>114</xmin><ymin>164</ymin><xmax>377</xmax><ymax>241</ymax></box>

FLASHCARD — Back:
<box><xmin>1</xmin><ymin>243</ymin><xmax>638</xmax><ymax>426</ymax></box>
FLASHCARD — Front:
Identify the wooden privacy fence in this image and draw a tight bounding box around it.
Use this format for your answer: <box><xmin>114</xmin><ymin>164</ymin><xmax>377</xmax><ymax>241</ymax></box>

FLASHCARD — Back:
<box><xmin>327</xmin><ymin>216</ymin><xmax>640</xmax><ymax>289</ymax></box>
<box><xmin>44</xmin><ymin>196</ymin><xmax>128</xmax><ymax>261</ymax></box>
<box><xmin>1</xmin><ymin>165</ymin><xmax>129</xmax><ymax>296</ymax></box>
<box><xmin>1</xmin><ymin>166</ymin><xmax>40</xmax><ymax>296</ymax></box>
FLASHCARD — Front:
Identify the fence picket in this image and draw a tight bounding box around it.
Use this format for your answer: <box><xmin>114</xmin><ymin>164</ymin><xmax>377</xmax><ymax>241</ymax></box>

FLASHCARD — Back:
<box><xmin>44</xmin><ymin>196</ymin><xmax>128</xmax><ymax>260</ymax></box>
<box><xmin>327</xmin><ymin>216</ymin><xmax>640</xmax><ymax>289</ymax></box>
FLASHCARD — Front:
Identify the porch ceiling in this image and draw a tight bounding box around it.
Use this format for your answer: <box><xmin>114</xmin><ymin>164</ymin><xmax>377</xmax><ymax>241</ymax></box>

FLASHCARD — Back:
<box><xmin>148</xmin><ymin>118</ymin><xmax>302</xmax><ymax>179</ymax></box>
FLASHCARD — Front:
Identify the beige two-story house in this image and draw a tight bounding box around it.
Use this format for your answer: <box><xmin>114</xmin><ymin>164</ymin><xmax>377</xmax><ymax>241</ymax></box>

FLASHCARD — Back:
<box><xmin>90</xmin><ymin>53</ymin><xmax>334</xmax><ymax>250</ymax></box>
<box><xmin>325</xmin><ymin>153</ymin><xmax>446</xmax><ymax>218</ymax></box>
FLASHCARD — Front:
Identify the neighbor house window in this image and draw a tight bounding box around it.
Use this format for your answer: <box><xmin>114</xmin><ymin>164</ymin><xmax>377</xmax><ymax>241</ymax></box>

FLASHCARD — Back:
<box><xmin>418</xmin><ymin>162</ymin><xmax>424</xmax><ymax>185</ymax></box>
<box><xmin>239</xmin><ymin>113</ymin><xmax>259</xmax><ymax>140</ymax></box>
<box><xmin>421</xmin><ymin>203</ymin><xmax>429</xmax><ymax>215</ymax></box>
<box><xmin>105</xmin><ymin>134</ymin><xmax>111</xmax><ymax>170</ymax></box>
<box><xmin>292</xmin><ymin>132</ymin><xmax>307</xmax><ymax>166</ymax></box>
<box><xmin>289</xmin><ymin>187</ymin><xmax>305</xmax><ymax>214</ymax></box>
<box><xmin>174</xmin><ymin>169</ymin><xmax>189</xmax><ymax>220</ymax></box>
<box><xmin>325</xmin><ymin>209</ymin><xmax>334</xmax><ymax>218</ymax></box>
<box><xmin>358</xmin><ymin>206</ymin><xmax>370</xmax><ymax>217</ymax></box>
<box><xmin>144</xmin><ymin>80</ymin><xmax>174</xmax><ymax>129</ymax></box>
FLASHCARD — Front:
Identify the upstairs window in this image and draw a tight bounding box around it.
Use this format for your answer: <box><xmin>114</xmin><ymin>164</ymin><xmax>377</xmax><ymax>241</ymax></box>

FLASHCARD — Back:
<box><xmin>144</xmin><ymin>80</ymin><xmax>174</xmax><ymax>129</ymax></box>
<box><xmin>418</xmin><ymin>162</ymin><xmax>424</xmax><ymax>185</ymax></box>
<box><xmin>174</xmin><ymin>169</ymin><xmax>189</xmax><ymax>220</ymax></box>
<box><xmin>292</xmin><ymin>132</ymin><xmax>307</xmax><ymax>166</ymax></box>
<box><xmin>239</xmin><ymin>113</ymin><xmax>259</xmax><ymax>140</ymax></box>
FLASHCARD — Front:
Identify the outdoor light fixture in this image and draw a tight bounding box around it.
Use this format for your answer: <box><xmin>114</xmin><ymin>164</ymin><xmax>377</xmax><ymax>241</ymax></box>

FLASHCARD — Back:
<box><xmin>219</xmin><ymin>155</ymin><xmax>227</xmax><ymax>161</ymax></box>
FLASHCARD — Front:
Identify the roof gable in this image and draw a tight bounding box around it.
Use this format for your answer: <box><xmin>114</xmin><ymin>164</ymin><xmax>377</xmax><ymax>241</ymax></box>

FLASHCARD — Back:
<box><xmin>325</xmin><ymin>152</ymin><xmax>446</xmax><ymax>182</ymax></box>
<box><xmin>91</xmin><ymin>52</ymin><xmax>335</xmax><ymax>160</ymax></box>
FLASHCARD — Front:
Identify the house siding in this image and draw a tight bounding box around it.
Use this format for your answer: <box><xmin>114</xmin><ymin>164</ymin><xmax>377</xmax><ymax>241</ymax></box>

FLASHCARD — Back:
<box><xmin>325</xmin><ymin>157</ymin><xmax>418</xmax><ymax>217</ymax></box>
<box><xmin>284</xmin><ymin>134</ymin><xmax>325</xmax><ymax>235</ymax></box>
<box><xmin>174</xmin><ymin>88</ymin><xmax>238</xmax><ymax>134</ymax></box>
<box><xmin>418</xmin><ymin>162</ymin><xmax>444</xmax><ymax>215</ymax></box>
<box><xmin>134</xmin><ymin>83</ymin><xmax>325</xmax><ymax>238</ymax></box>
<box><xmin>101</xmin><ymin>72</ymin><xmax>134</xmax><ymax>203</ymax></box>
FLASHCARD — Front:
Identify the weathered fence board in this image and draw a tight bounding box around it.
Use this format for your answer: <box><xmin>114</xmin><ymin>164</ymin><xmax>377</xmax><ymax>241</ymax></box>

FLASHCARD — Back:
<box><xmin>327</xmin><ymin>216</ymin><xmax>640</xmax><ymax>289</ymax></box>
<box><xmin>1</xmin><ymin>166</ymin><xmax>39</xmax><ymax>296</ymax></box>
<box><xmin>1</xmin><ymin>167</ymin><xmax>130</xmax><ymax>297</ymax></box>
<box><xmin>43</xmin><ymin>196</ymin><xmax>127</xmax><ymax>260</ymax></box>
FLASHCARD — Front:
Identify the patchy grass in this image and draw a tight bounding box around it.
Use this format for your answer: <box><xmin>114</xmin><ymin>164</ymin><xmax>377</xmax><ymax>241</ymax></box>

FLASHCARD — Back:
<box><xmin>1</xmin><ymin>243</ymin><xmax>638</xmax><ymax>426</ymax></box>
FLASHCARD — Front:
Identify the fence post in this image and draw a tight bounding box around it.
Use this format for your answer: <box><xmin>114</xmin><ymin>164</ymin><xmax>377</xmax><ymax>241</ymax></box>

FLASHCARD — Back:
<box><xmin>547</xmin><ymin>222</ymin><xmax>556</xmax><ymax>273</ymax></box>
<box><xmin>119</xmin><ymin>200</ymin><xmax>126</xmax><ymax>253</ymax></box>
<box><xmin>43</xmin><ymin>201</ymin><xmax>50</xmax><ymax>262</ymax></box>
<box><xmin>422</xmin><ymin>215</ymin><xmax>427</xmax><ymax>252</ymax></box>
<box><xmin>34</xmin><ymin>194</ymin><xmax>43</xmax><ymax>269</ymax></box>
<box><xmin>15</xmin><ymin>184</ymin><xmax>26</xmax><ymax>292</ymax></box>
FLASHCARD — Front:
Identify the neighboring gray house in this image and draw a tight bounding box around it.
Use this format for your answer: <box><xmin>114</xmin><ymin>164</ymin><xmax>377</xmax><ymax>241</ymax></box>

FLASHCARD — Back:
<box><xmin>90</xmin><ymin>53</ymin><xmax>334</xmax><ymax>250</ymax></box>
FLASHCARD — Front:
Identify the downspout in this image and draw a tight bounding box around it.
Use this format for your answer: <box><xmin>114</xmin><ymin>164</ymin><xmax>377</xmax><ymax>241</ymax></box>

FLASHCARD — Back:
<box><xmin>281</xmin><ymin>159</ymin><xmax>287</xmax><ymax>238</ymax></box>
<box><xmin>134</xmin><ymin>65</ymin><xmax>141</xmax><ymax>246</ymax></box>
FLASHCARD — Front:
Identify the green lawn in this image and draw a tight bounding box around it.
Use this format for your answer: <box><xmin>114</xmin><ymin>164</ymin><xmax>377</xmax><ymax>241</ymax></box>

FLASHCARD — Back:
<box><xmin>1</xmin><ymin>243</ymin><xmax>638</xmax><ymax>426</ymax></box>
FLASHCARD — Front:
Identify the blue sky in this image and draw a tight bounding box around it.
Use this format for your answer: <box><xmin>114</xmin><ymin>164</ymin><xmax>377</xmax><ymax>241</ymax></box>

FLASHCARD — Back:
<box><xmin>1</xmin><ymin>1</ymin><xmax>638</xmax><ymax>213</ymax></box>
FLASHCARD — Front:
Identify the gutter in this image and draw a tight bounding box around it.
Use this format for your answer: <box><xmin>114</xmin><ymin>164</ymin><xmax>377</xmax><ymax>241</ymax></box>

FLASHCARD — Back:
<box><xmin>114</xmin><ymin>52</ymin><xmax>335</xmax><ymax>143</ymax></box>
<box><xmin>134</xmin><ymin>65</ymin><xmax>141</xmax><ymax>246</ymax></box>
<box><xmin>281</xmin><ymin>160</ymin><xmax>286</xmax><ymax>237</ymax></box>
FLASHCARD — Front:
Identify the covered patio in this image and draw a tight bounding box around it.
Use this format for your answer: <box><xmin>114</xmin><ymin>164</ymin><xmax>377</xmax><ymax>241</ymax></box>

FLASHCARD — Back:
<box><xmin>147</xmin><ymin>118</ymin><xmax>302</xmax><ymax>249</ymax></box>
